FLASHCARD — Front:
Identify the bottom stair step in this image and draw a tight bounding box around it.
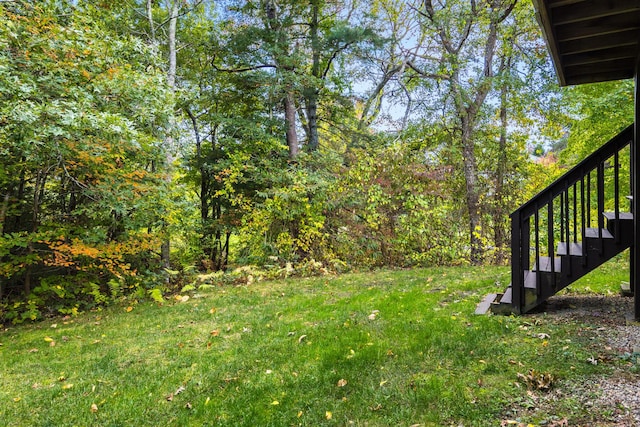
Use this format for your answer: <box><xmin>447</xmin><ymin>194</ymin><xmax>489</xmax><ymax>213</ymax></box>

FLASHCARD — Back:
<box><xmin>475</xmin><ymin>293</ymin><xmax>498</xmax><ymax>315</ymax></box>
<box><xmin>499</xmin><ymin>287</ymin><xmax>512</xmax><ymax>305</ymax></box>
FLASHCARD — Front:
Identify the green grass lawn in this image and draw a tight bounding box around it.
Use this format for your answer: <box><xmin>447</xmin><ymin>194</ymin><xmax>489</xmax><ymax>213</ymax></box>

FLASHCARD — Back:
<box><xmin>0</xmin><ymin>258</ymin><xmax>631</xmax><ymax>426</ymax></box>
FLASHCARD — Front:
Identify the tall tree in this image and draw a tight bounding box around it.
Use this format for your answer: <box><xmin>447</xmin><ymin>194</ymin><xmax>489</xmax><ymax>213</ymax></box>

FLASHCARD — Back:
<box><xmin>408</xmin><ymin>0</ymin><xmax>517</xmax><ymax>264</ymax></box>
<box><xmin>215</xmin><ymin>0</ymin><xmax>376</xmax><ymax>158</ymax></box>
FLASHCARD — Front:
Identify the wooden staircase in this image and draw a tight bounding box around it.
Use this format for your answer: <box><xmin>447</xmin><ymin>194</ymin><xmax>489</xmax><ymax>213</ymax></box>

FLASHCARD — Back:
<box><xmin>477</xmin><ymin>125</ymin><xmax>635</xmax><ymax>315</ymax></box>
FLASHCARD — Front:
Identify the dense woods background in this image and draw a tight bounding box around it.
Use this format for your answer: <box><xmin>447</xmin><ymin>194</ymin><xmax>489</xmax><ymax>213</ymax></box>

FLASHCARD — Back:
<box><xmin>0</xmin><ymin>0</ymin><xmax>633</xmax><ymax>323</ymax></box>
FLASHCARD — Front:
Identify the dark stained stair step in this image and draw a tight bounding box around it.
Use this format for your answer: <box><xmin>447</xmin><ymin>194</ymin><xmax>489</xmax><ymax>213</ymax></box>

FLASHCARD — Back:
<box><xmin>584</xmin><ymin>228</ymin><xmax>614</xmax><ymax>239</ymax></box>
<box><xmin>603</xmin><ymin>211</ymin><xmax>633</xmax><ymax>221</ymax></box>
<box><xmin>557</xmin><ymin>242</ymin><xmax>583</xmax><ymax>256</ymax></box>
<box><xmin>475</xmin><ymin>293</ymin><xmax>498</xmax><ymax>315</ymax></box>
<box><xmin>532</xmin><ymin>256</ymin><xmax>562</xmax><ymax>273</ymax></box>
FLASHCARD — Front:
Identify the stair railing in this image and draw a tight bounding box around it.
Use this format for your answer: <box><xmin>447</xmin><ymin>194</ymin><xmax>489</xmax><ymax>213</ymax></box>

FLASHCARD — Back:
<box><xmin>510</xmin><ymin>124</ymin><xmax>633</xmax><ymax>313</ymax></box>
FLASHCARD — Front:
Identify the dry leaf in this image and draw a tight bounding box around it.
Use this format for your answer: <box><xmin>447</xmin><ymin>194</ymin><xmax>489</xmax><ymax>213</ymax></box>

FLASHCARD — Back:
<box><xmin>90</xmin><ymin>403</ymin><xmax>98</xmax><ymax>413</ymax></box>
<box><xmin>44</xmin><ymin>336</ymin><xmax>54</xmax><ymax>342</ymax></box>
<box><xmin>297</xmin><ymin>411</ymin><xmax>303</xmax><ymax>418</ymax></box>
<box><xmin>62</xmin><ymin>383</ymin><xmax>74</xmax><ymax>390</ymax></box>
<box><xmin>271</xmin><ymin>400</ymin><xmax>279</xmax><ymax>405</ymax></box>
<box><xmin>49</xmin><ymin>341</ymin><xmax>56</xmax><ymax>347</ymax></box>
<box><xmin>209</xmin><ymin>307</ymin><xmax>217</xmax><ymax>314</ymax></box>
<box><xmin>210</xmin><ymin>330</ymin><xmax>219</xmax><ymax>337</ymax></box>
<box><xmin>517</xmin><ymin>370</ymin><xmax>554</xmax><ymax>391</ymax></box>
<box><xmin>337</xmin><ymin>379</ymin><xmax>347</xmax><ymax>387</ymax></box>
<box><xmin>175</xmin><ymin>386</ymin><xmax>186</xmax><ymax>395</ymax></box>
<box><xmin>166</xmin><ymin>393</ymin><xmax>174</xmax><ymax>402</ymax></box>
<box><xmin>125</xmin><ymin>306</ymin><xmax>134</xmax><ymax>313</ymax></box>
<box><xmin>325</xmin><ymin>411</ymin><xmax>332</xmax><ymax>420</ymax></box>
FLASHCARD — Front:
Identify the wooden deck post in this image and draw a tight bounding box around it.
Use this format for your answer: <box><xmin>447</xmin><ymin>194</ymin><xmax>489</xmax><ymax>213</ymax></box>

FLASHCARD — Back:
<box><xmin>629</xmin><ymin>68</ymin><xmax>640</xmax><ymax>321</ymax></box>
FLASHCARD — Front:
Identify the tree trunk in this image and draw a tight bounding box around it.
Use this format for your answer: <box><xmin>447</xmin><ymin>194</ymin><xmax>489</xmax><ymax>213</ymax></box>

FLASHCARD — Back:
<box><xmin>285</xmin><ymin>91</ymin><xmax>299</xmax><ymax>158</ymax></box>
<box><xmin>160</xmin><ymin>0</ymin><xmax>179</xmax><ymax>269</ymax></box>
<box><xmin>146</xmin><ymin>0</ymin><xmax>156</xmax><ymax>41</ymax></box>
<box><xmin>493</xmin><ymin>64</ymin><xmax>509</xmax><ymax>264</ymax></box>
<box><xmin>460</xmin><ymin>119</ymin><xmax>483</xmax><ymax>265</ymax></box>
<box><xmin>305</xmin><ymin>0</ymin><xmax>320</xmax><ymax>152</ymax></box>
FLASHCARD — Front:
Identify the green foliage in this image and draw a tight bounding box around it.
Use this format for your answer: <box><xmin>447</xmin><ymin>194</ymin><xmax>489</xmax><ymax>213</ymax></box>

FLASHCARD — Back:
<box><xmin>328</xmin><ymin>138</ymin><xmax>468</xmax><ymax>267</ymax></box>
<box><xmin>560</xmin><ymin>80</ymin><xmax>634</xmax><ymax>165</ymax></box>
<box><xmin>0</xmin><ymin>1</ymin><xmax>173</xmax><ymax>322</ymax></box>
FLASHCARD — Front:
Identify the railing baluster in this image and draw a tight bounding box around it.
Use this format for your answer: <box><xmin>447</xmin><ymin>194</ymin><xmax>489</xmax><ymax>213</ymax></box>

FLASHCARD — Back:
<box><xmin>615</xmin><ymin>151</ymin><xmax>620</xmax><ymax>243</ymax></box>
<box><xmin>565</xmin><ymin>185</ymin><xmax>571</xmax><ymax>276</ymax></box>
<box><xmin>581</xmin><ymin>176</ymin><xmax>587</xmax><ymax>266</ymax></box>
<box><xmin>535</xmin><ymin>208</ymin><xmax>540</xmax><ymax>296</ymax></box>
<box><xmin>587</xmin><ymin>171</ymin><xmax>591</xmax><ymax>227</ymax></box>
<box><xmin>548</xmin><ymin>198</ymin><xmax>555</xmax><ymax>291</ymax></box>
<box><xmin>560</xmin><ymin>192</ymin><xmax>565</xmax><ymax>241</ymax></box>
<box><xmin>598</xmin><ymin>160</ymin><xmax>605</xmax><ymax>254</ymax></box>
<box><xmin>573</xmin><ymin>183</ymin><xmax>578</xmax><ymax>243</ymax></box>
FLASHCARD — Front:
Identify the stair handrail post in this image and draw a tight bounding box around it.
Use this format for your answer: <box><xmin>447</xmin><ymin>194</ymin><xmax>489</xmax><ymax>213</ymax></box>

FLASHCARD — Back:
<box><xmin>511</xmin><ymin>208</ymin><xmax>525</xmax><ymax>314</ymax></box>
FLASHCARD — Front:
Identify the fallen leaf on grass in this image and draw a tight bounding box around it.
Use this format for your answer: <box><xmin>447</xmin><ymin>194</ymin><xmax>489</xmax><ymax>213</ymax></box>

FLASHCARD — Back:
<box><xmin>125</xmin><ymin>306</ymin><xmax>134</xmax><ymax>313</ymax></box>
<box><xmin>62</xmin><ymin>383</ymin><xmax>74</xmax><ymax>390</ymax></box>
<box><xmin>90</xmin><ymin>403</ymin><xmax>98</xmax><ymax>413</ymax></box>
<box><xmin>209</xmin><ymin>307</ymin><xmax>217</xmax><ymax>314</ymax></box>
<box><xmin>28</xmin><ymin>348</ymin><xmax>38</xmax><ymax>353</ymax></box>
<box><xmin>210</xmin><ymin>330</ymin><xmax>219</xmax><ymax>337</ymax></box>
<box><xmin>44</xmin><ymin>336</ymin><xmax>54</xmax><ymax>342</ymax></box>
<box><xmin>13</xmin><ymin>397</ymin><xmax>20</xmax><ymax>402</ymax></box>
<box><xmin>185</xmin><ymin>402</ymin><xmax>192</xmax><ymax>409</ymax></box>
<box><xmin>271</xmin><ymin>400</ymin><xmax>279</xmax><ymax>405</ymax></box>
<box><xmin>516</xmin><ymin>370</ymin><xmax>554</xmax><ymax>391</ymax></box>
<box><xmin>298</xmin><ymin>334</ymin><xmax>307</xmax><ymax>344</ymax></box>
<box><xmin>337</xmin><ymin>379</ymin><xmax>347</xmax><ymax>387</ymax></box>
<box><xmin>325</xmin><ymin>411</ymin><xmax>332</xmax><ymax>420</ymax></box>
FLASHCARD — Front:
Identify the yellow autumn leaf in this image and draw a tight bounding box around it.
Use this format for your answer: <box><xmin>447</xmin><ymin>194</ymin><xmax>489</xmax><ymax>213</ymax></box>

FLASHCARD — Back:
<box><xmin>271</xmin><ymin>400</ymin><xmax>279</xmax><ymax>405</ymax></box>
<box><xmin>62</xmin><ymin>383</ymin><xmax>73</xmax><ymax>390</ymax></box>
<box><xmin>125</xmin><ymin>306</ymin><xmax>134</xmax><ymax>313</ymax></box>
<box><xmin>209</xmin><ymin>307</ymin><xmax>217</xmax><ymax>314</ymax></box>
<box><xmin>90</xmin><ymin>403</ymin><xmax>98</xmax><ymax>413</ymax></box>
<box><xmin>325</xmin><ymin>411</ymin><xmax>332</xmax><ymax>420</ymax></box>
<box><xmin>44</xmin><ymin>337</ymin><xmax>54</xmax><ymax>342</ymax></box>
<box><xmin>297</xmin><ymin>411</ymin><xmax>303</xmax><ymax>418</ymax></box>
<box><xmin>337</xmin><ymin>379</ymin><xmax>347</xmax><ymax>387</ymax></box>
